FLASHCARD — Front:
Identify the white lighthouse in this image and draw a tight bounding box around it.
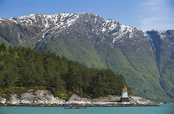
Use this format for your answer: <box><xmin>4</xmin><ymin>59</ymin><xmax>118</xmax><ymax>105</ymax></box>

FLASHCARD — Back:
<box><xmin>120</xmin><ymin>86</ymin><xmax>129</xmax><ymax>102</ymax></box>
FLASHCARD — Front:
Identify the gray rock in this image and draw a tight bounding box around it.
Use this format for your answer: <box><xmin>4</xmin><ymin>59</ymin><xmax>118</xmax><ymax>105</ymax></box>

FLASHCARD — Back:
<box><xmin>0</xmin><ymin>96</ymin><xmax>6</xmax><ymax>105</ymax></box>
<box><xmin>45</xmin><ymin>94</ymin><xmax>65</xmax><ymax>105</ymax></box>
<box><xmin>5</xmin><ymin>89</ymin><xmax>66</xmax><ymax>106</ymax></box>
<box><xmin>20</xmin><ymin>92</ymin><xmax>36</xmax><ymax>104</ymax></box>
<box><xmin>66</xmin><ymin>94</ymin><xmax>91</xmax><ymax>106</ymax></box>
<box><xmin>92</xmin><ymin>96</ymin><xmax>121</xmax><ymax>106</ymax></box>
<box><xmin>7</xmin><ymin>94</ymin><xmax>20</xmax><ymax>105</ymax></box>
<box><xmin>34</xmin><ymin>90</ymin><xmax>65</xmax><ymax>105</ymax></box>
<box><xmin>129</xmin><ymin>96</ymin><xmax>157</xmax><ymax>105</ymax></box>
<box><xmin>35</xmin><ymin>90</ymin><xmax>49</xmax><ymax>96</ymax></box>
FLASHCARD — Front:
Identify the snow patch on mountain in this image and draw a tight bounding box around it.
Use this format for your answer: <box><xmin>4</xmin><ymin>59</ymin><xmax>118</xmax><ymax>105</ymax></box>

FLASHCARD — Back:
<box><xmin>10</xmin><ymin>14</ymin><xmax>37</xmax><ymax>26</ymax></box>
<box><xmin>0</xmin><ymin>18</ymin><xmax>5</xmax><ymax>21</ymax></box>
<box><xmin>0</xmin><ymin>19</ymin><xmax>3</xmax><ymax>24</ymax></box>
<box><xmin>112</xmin><ymin>24</ymin><xmax>136</xmax><ymax>44</ymax></box>
<box><xmin>10</xmin><ymin>13</ymin><xmax>80</xmax><ymax>30</ymax></box>
<box><xmin>102</xmin><ymin>19</ymin><xmax>119</xmax><ymax>33</ymax></box>
<box><xmin>0</xmin><ymin>18</ymin><xmax>9</xmax><ymax>24</ymax></box>
<box><xmin>10</xmin><ymin>13</ymin><xmax>82</xmax><ymax>41</ymax></box>
<box><xmin>102</xmin><ymin>20</ymin><xmax>120</xmax><ymax>43</ymax></box>
<box><xmin>157</xmin><ymin>31</ymin><xmax>167</xmax><ymax>40</ymax></box>
<box><xmin>146</xmin><ymin>33</ymin><xmax>156</xmax><ymax>52</ymax></box>
<box><xmin>0</xmin><ymin>18</ymin><xmax>5</xmax><ymax>23</ymax></box>
<box><xmin>100</xmin><ymin>18</ymin><xmax>138</xmax><ymax>44</ymax></box>
<box><xmin>120</xmin><ymin>25</ymin><xmax>133</xmax><ymax>32</ymax></box>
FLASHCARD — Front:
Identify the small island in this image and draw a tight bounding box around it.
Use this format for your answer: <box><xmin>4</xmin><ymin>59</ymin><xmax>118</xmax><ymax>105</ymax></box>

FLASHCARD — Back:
<box><xmin>0</xmin><ymin>87</ymin><xmax>158</xmax><ymax>107</ymax></box>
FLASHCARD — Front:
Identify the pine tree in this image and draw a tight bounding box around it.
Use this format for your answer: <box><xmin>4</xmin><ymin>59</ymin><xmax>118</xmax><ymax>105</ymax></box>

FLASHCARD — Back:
<box><xmin>0</xmin><ymin>43</ymin><xmax>6</xmax><ymax>52</ymax></box>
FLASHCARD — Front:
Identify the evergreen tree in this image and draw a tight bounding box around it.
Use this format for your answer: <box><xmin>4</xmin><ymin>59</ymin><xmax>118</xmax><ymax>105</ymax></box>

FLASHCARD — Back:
<box><xmin>0</xmin><ymin>43</ymin><xmax>6</xmax><ymax>52</ymax></box>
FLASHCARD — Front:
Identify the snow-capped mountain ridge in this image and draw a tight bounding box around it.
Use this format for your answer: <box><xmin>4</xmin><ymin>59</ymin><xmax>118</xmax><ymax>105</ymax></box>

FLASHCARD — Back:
<box><xmin>10</xmin><ymin>13</ymin><xmax>80</xmax><ymax>29</ymax></box>
<box><xmin>1</xmin><ymin>13</ymin><xmax>171</xmax><ymax>51</ymax></box>
<box><xmin>8</xmin><ymin>13</ymin><xmax>143</xmax><ymax>45</ymax></box>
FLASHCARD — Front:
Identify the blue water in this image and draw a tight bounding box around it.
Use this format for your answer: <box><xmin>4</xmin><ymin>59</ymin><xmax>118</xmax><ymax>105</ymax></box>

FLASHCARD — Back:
<box><xmin>0</xmin><ymin>104</ymin><xmax>173</xmax><ymax>114</ymax></box>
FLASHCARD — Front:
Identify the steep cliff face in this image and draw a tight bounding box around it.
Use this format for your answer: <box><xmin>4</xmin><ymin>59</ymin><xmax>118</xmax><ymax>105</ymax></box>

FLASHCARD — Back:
<box><xmin>0</xmin><ymin>13</ymin><xmax>173</xmax><ymax>102</ymax></box>
<box><xmin>147</xmin><ymin>30</ymin><xmax>174</xmax><ymax>100</ymax></box>
<box><xmin>0</xmin><ymin>18</ymin><xmax>41</xmax><ymax>48</ymax></box>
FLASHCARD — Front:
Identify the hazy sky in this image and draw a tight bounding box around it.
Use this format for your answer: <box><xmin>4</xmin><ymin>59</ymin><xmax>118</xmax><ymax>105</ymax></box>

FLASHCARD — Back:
<box><xmin>0</xmin><ymin>0</ymin><xmax>173</xmax><ymax>31</ymax></box>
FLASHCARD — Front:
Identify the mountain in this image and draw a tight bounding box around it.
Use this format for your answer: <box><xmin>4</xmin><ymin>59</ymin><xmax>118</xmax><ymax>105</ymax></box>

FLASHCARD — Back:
<box><xmin>0</xmin><ymin>13</ymin><xmax>173</xmax><ymax>103</ymax></box>
<box><xmin>147</xmin><ymin>30</ymin><xmax>174</xmax><ymax>101</ymax></box>
<box><xmin>0</xmin><ymin>37</ymin><xmax>13</xmax><ymax>48</ymax></box>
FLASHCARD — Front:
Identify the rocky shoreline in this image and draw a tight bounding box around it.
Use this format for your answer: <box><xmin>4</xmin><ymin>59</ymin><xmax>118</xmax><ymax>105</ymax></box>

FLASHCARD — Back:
<box><xmin>0</xmin><ymin>89</ymin><xmax>158</xmax><ymax>106</ymax></box>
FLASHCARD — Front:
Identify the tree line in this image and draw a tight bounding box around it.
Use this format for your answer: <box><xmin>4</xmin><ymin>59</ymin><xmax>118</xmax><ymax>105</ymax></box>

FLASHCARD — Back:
<box><xmin>0</xmin><ymin>43</ymin><xmax>132</xmax><ymax>99</ymax></box>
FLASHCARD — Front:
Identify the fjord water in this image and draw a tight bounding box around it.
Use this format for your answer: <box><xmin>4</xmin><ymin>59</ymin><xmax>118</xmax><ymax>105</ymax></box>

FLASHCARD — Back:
<box><xmin>0</xmin><ymin>104</ymin><xmax>173</xmax><ymax>114</ymax></box>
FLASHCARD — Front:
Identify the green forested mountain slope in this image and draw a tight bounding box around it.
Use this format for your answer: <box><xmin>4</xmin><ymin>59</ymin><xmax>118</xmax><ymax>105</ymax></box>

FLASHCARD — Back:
<box><xmin>147</xmin><ymin>30</ymin><xmax>174</xmax><ymax>102</ymax></box>
<box><xmin>35</xmin><ymin>34</ymin><xmax>107</xmax><ymax>68</ymax></box>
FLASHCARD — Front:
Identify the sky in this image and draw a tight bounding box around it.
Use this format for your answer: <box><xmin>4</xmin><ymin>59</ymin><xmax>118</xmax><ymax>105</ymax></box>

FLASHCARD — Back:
<box><xmin>0</xmin><ymin>0</ymin><xmax>173</xmax><ymax>31</ymax></box>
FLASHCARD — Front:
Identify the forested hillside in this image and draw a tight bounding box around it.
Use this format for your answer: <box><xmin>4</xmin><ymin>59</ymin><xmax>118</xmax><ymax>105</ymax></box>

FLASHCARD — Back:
<box><xmin>0</xmin><ymin>43</ymin><xmax>132</xmax><ymax>99</ymax></box>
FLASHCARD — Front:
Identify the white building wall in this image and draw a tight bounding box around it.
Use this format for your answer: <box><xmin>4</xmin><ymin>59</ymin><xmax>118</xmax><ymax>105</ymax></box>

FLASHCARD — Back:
<box><xmin>121</xmin><ymin>88</ymin><xmax>128</xmax><ymax>98</ymax></box>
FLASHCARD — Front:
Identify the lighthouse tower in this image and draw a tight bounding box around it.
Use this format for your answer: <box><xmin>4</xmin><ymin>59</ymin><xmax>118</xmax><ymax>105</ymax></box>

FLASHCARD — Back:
<box><xmin>120</xmin><ymin>86</ymin><xmax>129</xmax><ymax>102</ymax></box>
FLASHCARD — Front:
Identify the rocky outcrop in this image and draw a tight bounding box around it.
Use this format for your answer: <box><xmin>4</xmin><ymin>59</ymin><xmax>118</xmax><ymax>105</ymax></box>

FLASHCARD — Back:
<box><xmin>65</xmin><ymin>95</ymin><xmax>158</xmax><ymax>106</ymax></box>
<box><xmin>129</xmin><ymin>96</ymin><xmax>157</xmax><ymax>105</ymax></box>
<box><xmin>20</xmin><ymin>92</ymin><xmax>36</xmax><ymax>104</ymax></box>
<box><xmin>7</xmin><ymin>94</ymin><xmax>20</xmax><ymax>105</ymax></box>
<box><xmin>5</xmin><ymin>89</ymin><xmax>65</xmax><ymax>106</ymax></box>
<box><xmin>92</xmin><ymin>96</ymin><xmax>122</xmax><ymax>106</ymax></box>
<box><xmin>0</xmin><ymin>90</ymin><xmax>158</xmax><ymax>106</ymax></box>
<box><xmin>0</xmin><ymin>96</ymin><xmax>6</xmax><ymax>105</ymax></box>
<box><xmin>66</xmin><ymin>94</ymin><xmax>92</xmax><ymax>106</ymax></box>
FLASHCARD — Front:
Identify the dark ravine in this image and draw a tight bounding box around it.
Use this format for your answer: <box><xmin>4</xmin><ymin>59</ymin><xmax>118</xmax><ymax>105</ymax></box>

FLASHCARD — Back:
<box><xmin>0</xmin><ymin>89</ymin><xmax>158</xmax><ymax>107</ymax></box>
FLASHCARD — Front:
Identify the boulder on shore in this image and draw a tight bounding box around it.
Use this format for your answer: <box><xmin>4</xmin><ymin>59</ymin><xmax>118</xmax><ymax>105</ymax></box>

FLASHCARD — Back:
<box><xmin>129</xmin><ymin>96</ymin><xmax>157</xmax><ymax>105</ymax></box>
<box><xmin>0</xmin><ymin>96</ymin><xmax>6</xmax><ymax>105</ymax></box>
<box><xmin>7</xmin><ymin>94</ymin><xmax>19</xmax><ymax>105</ymax></box>
<box><xmin>65</xmin><ymin>94</ymin><xmax>92</xmax><ymax>106</ymax></box>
